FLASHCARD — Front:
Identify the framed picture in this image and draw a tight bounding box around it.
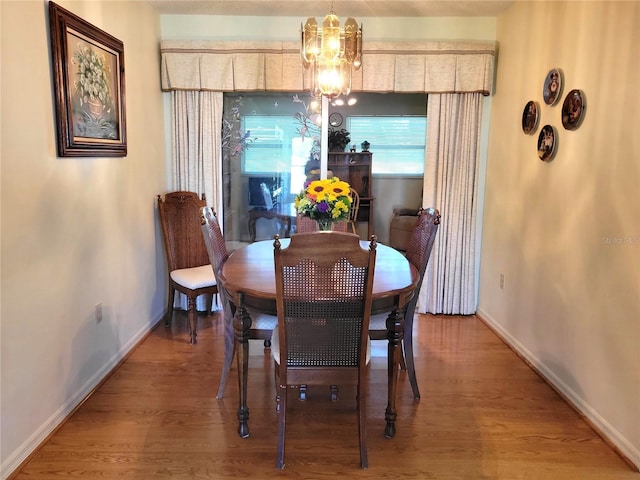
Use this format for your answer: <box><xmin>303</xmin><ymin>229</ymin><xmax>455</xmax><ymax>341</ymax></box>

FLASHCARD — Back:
<box><xmin>562</xmin><ymin>89</ymin><xmax>586</xmax><ymax>130</ymax></box>
<box><xmin>537</xmin><ymin>124</ymin><xmax>557</xmax><ymax>161</ymax></box>
<box><xmin>542</xmin><ymin>68</ymin><xmax>563</xmax><ymax>106</ymax></box>
<box><xmin>49</xmin><ymin>2</ymin><xmax>126</xmax><ymax>157</ymax></box>
<box><xmin>521</xmin><ymin>100</ymin><xmax>539</xmax><ymax>134</ymax></box>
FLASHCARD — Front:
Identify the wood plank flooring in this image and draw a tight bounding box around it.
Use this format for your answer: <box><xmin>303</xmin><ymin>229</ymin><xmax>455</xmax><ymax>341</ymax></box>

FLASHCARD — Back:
<box><xmin>12</xmin><ymin>312</ymin><xmax>638</xmax><ymax>479</ymax></box>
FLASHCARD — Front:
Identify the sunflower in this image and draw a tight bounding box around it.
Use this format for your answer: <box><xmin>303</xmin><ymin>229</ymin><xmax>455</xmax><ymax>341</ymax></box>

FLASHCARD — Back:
<box><xmin>294</xmin><ymin>176</ymin><xmax>353</xmax><ymax>225</ymax></box>
<box><xmin>328</xmin><ymin>180</ymin><xmax>350</xmax><ymax>198</ymax></box>
<box><xmin>306</xmin><ymin>179</ymin><xmax>329</xmax><ymax>201</ymax></box>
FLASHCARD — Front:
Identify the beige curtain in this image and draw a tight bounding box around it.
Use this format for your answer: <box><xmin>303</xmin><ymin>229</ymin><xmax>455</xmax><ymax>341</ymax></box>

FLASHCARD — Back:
<box><xmin>161</xmin><ymin>40</ymin><xmax>495</xmax><ymax>95</ymax></box>
<box><xmin>170</xmin><ymin>90</ymin><xmax>224</xmax><ymax>311</ymax></box>
<box><xmin>420</xmin><ymin>93</ymin><xmax>483</xmax><ymax>314</ymax></box>
<box><xmin>170</xmin><ymin>90</ymin><xmax>224</xmax><ymax>217</ymax></box>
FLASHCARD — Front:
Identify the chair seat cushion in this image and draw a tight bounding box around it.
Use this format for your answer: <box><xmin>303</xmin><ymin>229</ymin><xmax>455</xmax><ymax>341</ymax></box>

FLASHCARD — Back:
<box><xmin>369</xmin><ymin>313</ymin><xmax>388</xmax><ymax>332</ymax></box>
<box><xmin>271</xmin><ymin>324</ymin><xmax>371</xmax><ymax>365</ymax></box>
<box><xmin>247</xmin><ymin>310</ymin><xmax>278</xmax><ymax>331</ymax></box>
<box><xmin>170</xmin><ymin>264</ymin><xmax>216</xmax><ymax>289</ymax></box>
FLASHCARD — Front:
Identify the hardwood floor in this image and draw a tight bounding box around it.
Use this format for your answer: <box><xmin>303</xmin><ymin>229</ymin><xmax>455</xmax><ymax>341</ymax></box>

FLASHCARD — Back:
<box><xmin>12</xmin><ymin>312</ymin><xmax>638</xmax><ymax>479</ymax></box>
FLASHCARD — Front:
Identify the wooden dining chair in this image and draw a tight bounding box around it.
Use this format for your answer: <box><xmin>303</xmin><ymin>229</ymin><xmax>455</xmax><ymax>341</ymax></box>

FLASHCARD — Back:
<box><xmin>200</xmin><ymin>207</ymin><xmax>277</xmax><ymax>399</ymax></box>
<box><xmin>369</xmin><ymin>207</ymin><xmax>440</xmax><ymax>399</ymax></box>
<box><xmin>347</xmin><ymin>187</ymin><xmax>360</xmax><ymax>234</ymax></box>
<box><xmin>158</xmin><ymin>191</ymin><xmax>217</xmax><ymax>344</ymax></box>
<box><xmin>271</xmin><ymin>231</ymin><xmax>377</xmax><ymax>469</ymax></box>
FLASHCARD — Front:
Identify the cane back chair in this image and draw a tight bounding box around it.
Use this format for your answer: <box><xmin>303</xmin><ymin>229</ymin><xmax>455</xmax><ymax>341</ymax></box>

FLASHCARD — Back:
<box><xmin>158</xmin><ymin>191</ymin><xmax>217</xmax><ymax>344</ymax></box>
<box><xmin>369</xmin><ymin>207</ymin><xmax>440</xmax><ymax>399</ymax></box>
<box><xmin>271</xmin><ymin>231</ymin><xmax>377</xmax><ymax>469</ymax></box>
<box><xmin>200</xmin><ymin>207</ymin><xmax>277</xmax><ymax>398</ymax></box>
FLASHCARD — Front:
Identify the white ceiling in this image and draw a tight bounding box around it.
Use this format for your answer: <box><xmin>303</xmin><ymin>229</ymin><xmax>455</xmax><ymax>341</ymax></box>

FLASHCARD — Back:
<box><xmin>148</xmin><ymin>0</ymin><xmax>514</xmax><ymax>17</ymax></box>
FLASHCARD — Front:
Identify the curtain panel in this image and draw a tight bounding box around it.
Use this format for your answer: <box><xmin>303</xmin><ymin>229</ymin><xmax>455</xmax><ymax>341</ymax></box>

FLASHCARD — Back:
<box><xmin>422</xmin><ymin>93</ymin><xmax>483</xmax><ymax>315</ymax></box>
<box><xmin>160</xmin><ymin>40</ymin><xmax>495</xmax><ymax>95</ymax></box>
<box><xmin>170</xmin><ymin>91</ymin><xmax>223</xmax><ymax>214</ymax></box>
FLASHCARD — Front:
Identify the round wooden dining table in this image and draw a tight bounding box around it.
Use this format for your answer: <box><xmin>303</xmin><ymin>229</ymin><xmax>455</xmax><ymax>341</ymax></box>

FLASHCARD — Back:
<box><xmin>220</xmin><ymin>235</ymin><xmax>419</xmax><ymax>439</ymax></box>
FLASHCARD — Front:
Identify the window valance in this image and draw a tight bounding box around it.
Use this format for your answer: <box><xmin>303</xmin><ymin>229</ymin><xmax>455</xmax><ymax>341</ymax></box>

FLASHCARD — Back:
<box><xmin>161</xmin><ymin>40</ymin><xmax>495</xmax><ymax>95</ymax></box>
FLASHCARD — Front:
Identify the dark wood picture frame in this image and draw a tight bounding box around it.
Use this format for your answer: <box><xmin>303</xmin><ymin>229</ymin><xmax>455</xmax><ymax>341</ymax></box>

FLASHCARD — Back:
<box><xmin>49</xmin><ymin>2</ymin><xmax>126</xmax><ymax>157</ymax></box>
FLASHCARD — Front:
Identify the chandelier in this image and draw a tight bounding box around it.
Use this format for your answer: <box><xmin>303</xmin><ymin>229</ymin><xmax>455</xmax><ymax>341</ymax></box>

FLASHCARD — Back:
<box><xmin>300</xmin><ymin>4</ymin><xmax>362</xmax><ymax>99</ymax></box>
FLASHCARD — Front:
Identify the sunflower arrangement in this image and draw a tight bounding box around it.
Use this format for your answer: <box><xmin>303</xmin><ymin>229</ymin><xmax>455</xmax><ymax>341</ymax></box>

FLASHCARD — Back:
<box><xmin>294</xmin><ymin>177</ymin><xmax>352</xmax><ymax>230</ymax></box>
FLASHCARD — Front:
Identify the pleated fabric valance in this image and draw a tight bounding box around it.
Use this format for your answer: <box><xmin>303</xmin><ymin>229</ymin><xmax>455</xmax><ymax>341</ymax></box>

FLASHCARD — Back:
<box><xmin>160</xmin><ymin>40</ymin><xmax>496</xmax><ymax>95</ymax></box>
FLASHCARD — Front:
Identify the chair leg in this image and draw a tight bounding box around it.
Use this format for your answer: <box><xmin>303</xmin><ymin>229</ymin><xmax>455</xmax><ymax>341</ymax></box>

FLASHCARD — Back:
<box><xmin>206</xmin><ymin>293</ymin><xmax>214</xmax><ymax>316</ymax></box>
<box><xmin>357</xmin><ymin>381</ymin><xmax>368</xmax><ymax>469</ymax></box>
<box><xmin>187</xmin><ymin>296</ymin><xmax>197</xmax><ymax>345</ymax></box>
<box><xmin>276</xmin><ymin>384</ymin><xmax>287</xmax><ymax>469</ymax></box>
<box><xmin>165</xmin><ymin>287</ymin><xmax>175</xmax><ymax>327</ymax></box>
<box><xmin>399</xmin><ymin>349</ymin><xmax>407</xmax><ymax>371</ymax></box>
<box><xmin>216</xmin><ymin>314</ymin><xmax>236</xmax><ymax>399</ymax></box>
<box><xmin>274</xmin><ymin>361</ymin><xmax>280</xmax><ymax>412</ymax></box>
<box><xmin>403</xmin><ymin>313</ymin><xmax>420</xmax><ymax>399</ymax></box>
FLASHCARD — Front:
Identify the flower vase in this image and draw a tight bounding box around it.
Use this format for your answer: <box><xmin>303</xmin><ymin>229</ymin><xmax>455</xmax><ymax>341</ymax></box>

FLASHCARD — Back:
<box><xmin>317</xmin><ymin>218</ymin><xmax>332</xmax><ymax>231</ymax></box>
<box><xmin>87</xmin><ymin>98</ymin><xmax>104</xmax><ymax>118</ymax></box>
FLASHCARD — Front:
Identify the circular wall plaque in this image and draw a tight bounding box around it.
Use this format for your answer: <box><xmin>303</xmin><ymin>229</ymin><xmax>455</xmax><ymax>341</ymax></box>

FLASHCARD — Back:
<box><xmin>522</xmin><ymin>100</ymin><xmax>539</xmax><ymax>134</ymax></box>
<box><xmin>543</xmin><ymin>68</ymin><xmax>563</xmax><ymax>106</ymax></box>
<box><xmin>537</xmin><ymin>124</ymin><xmax>557</xmax><ymax>161</ymax></box>
<box><xmin>562</xmin><ymin>89</ymin><xmax>586</xmax><ymax>130</ymax></box>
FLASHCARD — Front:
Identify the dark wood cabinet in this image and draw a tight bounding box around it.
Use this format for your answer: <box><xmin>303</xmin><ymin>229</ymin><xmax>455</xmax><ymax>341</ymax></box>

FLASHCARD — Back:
<box><xmin>328</xmin><ymin>152</ymin><xmax>375</xmax><ymax>237</ymax></box>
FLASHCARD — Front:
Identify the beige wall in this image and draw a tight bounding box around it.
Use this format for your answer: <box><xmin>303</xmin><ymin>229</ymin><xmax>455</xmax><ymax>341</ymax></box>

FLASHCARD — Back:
<box><xmin>2</xmin><ymin>1</ymin><xmax>638</xmax><ymax>477</ymax></box>
<box><xmin>160</xmin><ymin>15</ymin><xmax>498</xmax><ymax>41</ymax></box>
<box><xmin>480</xmin><ymin>0</ymin><xmax>639</xmax><ymax>468</ymax></box>
<box><xmin>0</xmin><ymin>1</ymin><xmax>167</xmax><ymax>476</ymax></box>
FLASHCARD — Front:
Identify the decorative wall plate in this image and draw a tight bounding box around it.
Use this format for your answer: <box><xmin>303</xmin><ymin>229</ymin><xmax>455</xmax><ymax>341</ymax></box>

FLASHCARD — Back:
<box><xmin>537</xmin><ymin>124</ymin><xmax>557</xmax><ymax>161</ymax></box>
<box><xmin>562</xmin><ymin>89</ymin><xmax>585</xmax><ymax>130</ymax></box>
<box><xmin>522</xmin><ymin>100</ymin><xmax>539</xmax><ymax>134</ymax></box>
<box><xmin>543</xmin><ymin>68</ymin><xmax>563</xmax><ymax>106</ymax></box>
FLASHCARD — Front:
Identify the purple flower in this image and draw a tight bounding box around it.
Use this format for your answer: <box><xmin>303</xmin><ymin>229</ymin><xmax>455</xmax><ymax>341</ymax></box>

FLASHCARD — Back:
<box><xmin>316</xmin><ymin>201</ymin><xmax>330</xmax><ymax>213</ymax></box>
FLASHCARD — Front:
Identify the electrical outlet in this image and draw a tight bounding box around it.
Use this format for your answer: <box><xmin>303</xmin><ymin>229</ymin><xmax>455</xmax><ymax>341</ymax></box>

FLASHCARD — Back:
<box><xmin>95</xmin><ymin>303</ymin><xmax>103</xmax><ymax>323</ymax></box>
<box><xmin>499</xmin><ymin>274</ymin><xmax>505</xmax><ymax>290</ymax></box>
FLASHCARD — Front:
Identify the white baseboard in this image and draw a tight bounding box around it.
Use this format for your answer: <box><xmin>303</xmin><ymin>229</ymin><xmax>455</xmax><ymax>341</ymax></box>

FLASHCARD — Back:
<box><xmin>477</xmin><ymin>308</ymin><xmax>640</xmax><ymax>472</ymax></box>
<box><xmin>1</xmin><ymin>318</ymin><xmax>160</xmax><ymax>480</ymax></box>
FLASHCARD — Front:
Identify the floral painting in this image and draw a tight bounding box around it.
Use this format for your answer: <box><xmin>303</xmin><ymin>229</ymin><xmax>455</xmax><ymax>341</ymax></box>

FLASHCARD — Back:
<box><xmin>69</xmin><ymin>36</ymin><xmax>119</xmax><ymax>140</ymax></box>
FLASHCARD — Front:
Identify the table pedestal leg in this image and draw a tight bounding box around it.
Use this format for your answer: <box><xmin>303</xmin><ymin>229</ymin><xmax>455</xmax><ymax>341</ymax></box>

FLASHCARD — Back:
<box><xmin>234</xmin><ymin>300</ymin><xmax>252</xmax><ymax>438</ymax></box>
<box><xmin>385</xmin><ymin>308</ymin><xmax>404</xmax><ymax>438</ymax></box>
